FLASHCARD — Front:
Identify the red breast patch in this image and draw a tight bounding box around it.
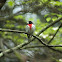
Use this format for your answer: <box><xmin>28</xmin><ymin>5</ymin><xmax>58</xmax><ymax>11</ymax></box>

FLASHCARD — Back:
<box><xmin>28</xmin><ymin>24</ymin><xmax>32</xmax><ymax>30</ymax></box>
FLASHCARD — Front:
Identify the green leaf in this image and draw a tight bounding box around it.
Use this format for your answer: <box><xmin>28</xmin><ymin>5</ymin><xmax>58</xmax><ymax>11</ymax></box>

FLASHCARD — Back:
<box><xmin>52</xmin><ymin>17</ymin><xmax>57</xmax><ymax>21</ymax></box>
<box><xmin>42</xmin><ymin>0</ymin><xmax>48</xmax><ymax>3</ymax></box>
<box><xmin>55</xmin><ymin>1</ymin><xmax>62</xmax><ymax>6</ymax></box>
<box><xmin>57</xmin><ymin>15</ymin><xmax>62</xmax><ymax>18</ymax></box>
<box><xmin>58</xmin><ymin>8</ymin><xmax>62</xmax><ymax>12</ymax></box>
<box><xmin>46</xmin><ymin>17</ymin><xmax>51</xmax><ymax>22</ymax></box>
<box><xmin>14</xmin><ymin>15</ymin><xmax>24</xmax><ymax>19</ymax></box>
<box><xmin>5</xmin><ymin>24</ymin><xmax>15</xmax><ymax>28</ymax></box>
<box><xmin>44</xmin><ymin>14</ymin><xmax>49</xmax><ymax>18</ymax></box>
<box><xmin>51</xmin><ymin>13</ymin><xmax>57</xmax><ymax>15</ymax></box>
<box><xmin>16</xmin><ymin>25</ymin><xmax>21</xmax><ymax>29</ymax></box>
<box><xmin>7</xmin><ymin>0</ymin><xmax>15</xmax><ymax>7</ymax></box>
<box><xmin>50</xmin><ymin>1</ymin><xmax>56</xmax><ymax>6</ymax></box>
<box><xmin>50</xmin><ymin>1</ymin><xmax>62</xmax><ymax>6</ymax></box>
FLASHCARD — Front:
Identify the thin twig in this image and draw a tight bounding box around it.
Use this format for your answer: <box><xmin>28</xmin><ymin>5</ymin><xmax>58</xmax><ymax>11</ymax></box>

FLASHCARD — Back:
<box><xmin>24</xmin><ymin>45</ymin><xmax>62</xmax><ymax>49</ymax></box>
<box><xmin>37</xmin><ymin>17</ymin><xmax>62</xmax><ymax>36</ymax></box>
<box><xmin>32</xmin><ymin>17</ymin><xmax>62</xmax><ymax>41</ymax></box>
<box><xmin>0</xmin><ymin>33</ymin><xmax>62</xmax><ymax>57</ymax></box>
<box><xmin>48</xmin><ymin>23</ymin><xmax>62</xmax><ymax>44</ymax></box>
<box><xmin>0</xmin><ymin>29</ymin><xmax>25</xmax><ymax>33</ymax></box>
<box><xmin>32</xmin><ymin>35</ymin><xmax>62</xmax><ymax>53</ymax></box>
<box><xmin>0</xmin><ymin>40</ymin><xmax>31</xmax><ymax>57</ymax></box>
<box><xmin>0</xmin><ymin>21</ymin><xmax>62</xmax><ymax>57</ymax></box>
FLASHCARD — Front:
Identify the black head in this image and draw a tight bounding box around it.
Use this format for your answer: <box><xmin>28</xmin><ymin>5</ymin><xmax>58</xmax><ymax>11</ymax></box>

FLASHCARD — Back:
<box><xmin>28</xmin><ymin>21</ymin><xmax>33</xmax><ymax>24</ymax></box>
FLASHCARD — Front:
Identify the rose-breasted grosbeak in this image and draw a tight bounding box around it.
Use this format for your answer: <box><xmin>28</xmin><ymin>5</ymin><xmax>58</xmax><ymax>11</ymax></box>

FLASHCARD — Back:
<box><xmin>26</xmin><ymin>21</ymin><xmax>35</xmax><ymax>41</ymax></box>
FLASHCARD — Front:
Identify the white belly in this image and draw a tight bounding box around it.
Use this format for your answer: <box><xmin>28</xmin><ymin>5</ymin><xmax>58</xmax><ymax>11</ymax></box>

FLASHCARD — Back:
<box><xmin>26</xmin><ymin>24</ymin><xmax>35</xmax><ymax>34</ymax></box>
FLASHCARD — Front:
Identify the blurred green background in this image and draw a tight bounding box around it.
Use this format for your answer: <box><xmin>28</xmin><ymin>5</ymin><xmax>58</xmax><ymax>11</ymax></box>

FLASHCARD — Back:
<box><xmin>0</xmin><ymin>0</ymin><xmax>62</xmax><ymax>62</ymax></box>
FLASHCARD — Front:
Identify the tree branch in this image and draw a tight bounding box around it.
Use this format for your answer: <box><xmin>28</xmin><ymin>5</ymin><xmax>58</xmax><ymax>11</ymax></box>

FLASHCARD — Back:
<box><xmin>32</xmin><ymin>17</ymin><xmax>62</xmax><ymax>41</ymax></box>
<box><xmin>0</xmin><ymin>0</ymin><xmax>6</xmax><ymax>9</ymax></box>
<box><xmin>36</xmin><ymin>17</ymin><xmax>62</xmax><ymax>36</ymax></box>
<box><xmin>0</xmin><ymin>20</ymin><xmax>62</xmax><ymax>57</ymax></box>
<box><xmin>48</xmin><ymin>23</ymin><xmax>62</xmax><ymax>44</ymax></box>
<box><xmin>0</xmin><ymin>31</ymin><xmax>62</xmax><ymax>57</ymax></box>
<box><xmin>0</xmin><ymin>40</ymin><xmax>31</xmax><ymax>57</ymax></box>
<box><xmin>32</xmin><ymin>35</ymin><xmax>62</xmax><ymax>53</ymax></box>
<box><xmin>24</xmin><ymin>45</ymin><xmax>62</xmax><ymax>49</ymax></box>
<box><xmin>0</xmin><ymin>29</ymin><xmax>25</xmax><ymax>33</ymax></box>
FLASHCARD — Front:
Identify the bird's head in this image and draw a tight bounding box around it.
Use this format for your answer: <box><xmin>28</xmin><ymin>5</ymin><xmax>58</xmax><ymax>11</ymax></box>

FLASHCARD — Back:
<box><xmin>27</xmin><ymin>21</ymin><xmax>33</xmax><ymax>24</ymax></box>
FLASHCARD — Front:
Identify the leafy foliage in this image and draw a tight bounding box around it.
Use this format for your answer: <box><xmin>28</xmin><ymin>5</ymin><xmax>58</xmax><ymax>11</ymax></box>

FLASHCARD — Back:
<box><xmin>7</xmin><ymin>0</ymin><xmax>15</xmax><ymax>7</ymax></box>
<box><xmin>0</xmin><ymin>0</ymin><xmax>62</xmax><ymax>62</ymax></box>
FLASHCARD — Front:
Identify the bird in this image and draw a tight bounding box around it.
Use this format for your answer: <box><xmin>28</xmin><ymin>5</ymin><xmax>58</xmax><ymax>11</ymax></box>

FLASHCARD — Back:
<box><xmin>26</xmin><ymin>21</ymin><xmax>35</xmax><ymax>42</ymax></box>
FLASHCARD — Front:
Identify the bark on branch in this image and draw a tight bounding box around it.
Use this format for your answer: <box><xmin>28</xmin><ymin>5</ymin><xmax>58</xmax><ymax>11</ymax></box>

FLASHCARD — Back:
<box><xmin>0</xmin><ymin>32</ymin><xmax>62</xmax><ymax>57</ymax></box>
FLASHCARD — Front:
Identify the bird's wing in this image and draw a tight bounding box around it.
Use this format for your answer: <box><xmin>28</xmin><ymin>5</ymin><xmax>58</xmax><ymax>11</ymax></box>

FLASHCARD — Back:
<box><xmin>26</xmin><ymin>25</ymin><xmax>30</xmax><ymax>33</ymax></box>
<box><xmin>31</xmin><ymin>24</ymin><xmax>35</xmax><ymax>33</ymax></box>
